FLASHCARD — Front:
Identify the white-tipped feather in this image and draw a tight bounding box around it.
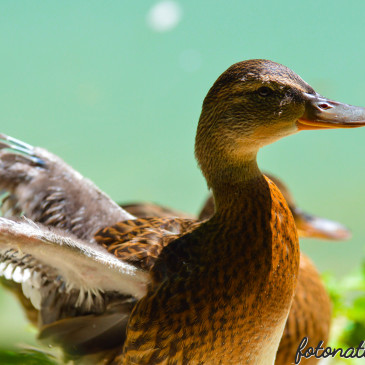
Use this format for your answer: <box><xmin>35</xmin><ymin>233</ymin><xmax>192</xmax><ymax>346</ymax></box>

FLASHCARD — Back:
<box><xmin>29</xmin><ymin>286</ymin><xmax>42</xmax><ymax>310</ymax></box>
<box><xmin>76</xmin><ymin>287</ymin><xmax>85</xmax><ymax>307</ymax></box>
<box><xmin>0</xmin><ymin>261</ymin><xmax>6</xmax><ymax>272</ymax></box>
<box><xmin>0</xmin><ymin>217</ymin><xmax>149</xmax><ymax>313</ymax></box>
<box><xmin>22</xmin><ymin>268</ymin><xmax>32</xmax><ymax>282</ymax></box>
<box><xmin>22</xmin><ymin>280</ymin><xmax>32</xmax><ymax>299</ymax></box>
<box><xmin>3</xmin><ymin>264</ymin><xmax>14</xmax><ymax>280</ymax></box>
<box><xmin>12</xmin><ymin>265</ymin><xmax>24</xmax><ymax>283</ymax></box>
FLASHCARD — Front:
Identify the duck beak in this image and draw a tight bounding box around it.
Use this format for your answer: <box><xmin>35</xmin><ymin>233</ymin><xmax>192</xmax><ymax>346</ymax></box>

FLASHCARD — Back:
<box><xmin>292</xmin><ymin>207</ymin><xmax>351</xmax><ymax>241</ymax></box>
<box><xmin>297</xmin><ymin>93</ymin><xmax>365</xmax><ymax>130</ymax></box>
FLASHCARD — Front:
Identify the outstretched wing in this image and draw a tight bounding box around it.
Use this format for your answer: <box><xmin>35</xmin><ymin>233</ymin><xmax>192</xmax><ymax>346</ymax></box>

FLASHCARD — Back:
<box><xmin>0</xmin><ymin>134</ymin><xmax>200</xmax><ymax>358</ymax></box>
<box><xmin>0</xmin><ymin>215</ymin><xmax>199</xmax><ymax>358</ymax></box>
<box><xmin>0</xmin><ymin>134</ymin><xmax>134</xmax><ymax>240</ymax></box>
<box><xmin>0</xmin><ymin>218</ymin><xmax>148</xmax><ymax>318</ymax></box>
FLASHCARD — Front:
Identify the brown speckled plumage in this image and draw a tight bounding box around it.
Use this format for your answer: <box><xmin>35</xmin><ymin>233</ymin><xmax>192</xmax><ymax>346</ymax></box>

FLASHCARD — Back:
<box><xmin>95</xmin><ymin>217</ymin><xmax>198</xmax><ymax>271</ymax></box>
<box><xmin>121</xmin><ymin>197</ymin><xmax>336</xmax><ymax>365</ymax></box>
<box><xmin>116</xmin><ymin>176</ymin><xmax>299</xmax><ymax>364</ymax></box>
<box><xmin>195</xmin><ymin>172</ymin><xmax>339</xmax><ymax>365</ymax></box>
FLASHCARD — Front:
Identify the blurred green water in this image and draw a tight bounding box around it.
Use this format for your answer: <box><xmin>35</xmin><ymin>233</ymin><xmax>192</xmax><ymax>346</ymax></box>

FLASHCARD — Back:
<box><xmin>0</xmin><ymin>0</ymin><xmax>365</xmax><ymax>350</ymax></box>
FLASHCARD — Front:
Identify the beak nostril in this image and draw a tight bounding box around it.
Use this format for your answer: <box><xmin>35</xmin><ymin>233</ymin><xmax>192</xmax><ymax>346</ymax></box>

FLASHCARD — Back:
<box><xmin>318</xmin><ymin>103</ymin><xmax>332</xmax><ymax>110</ymax></box>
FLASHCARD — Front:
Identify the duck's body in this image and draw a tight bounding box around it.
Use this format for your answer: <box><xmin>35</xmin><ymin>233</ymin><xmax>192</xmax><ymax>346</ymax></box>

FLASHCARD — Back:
<box><xmin>118</xmin><ymin>176</ymin><xmax>298</xmax><ymax>364</ymax></box>
<box><xmin>120</xmin><ymin>172</ymin><xmax>347</xmax><ymax>365</ymax></box>
<box><xmin>0</xmin><ymin>138</ymin><xmax>337</xmax><ymax>365</ymax></box>
<box><xmin>0</xmin><ymin>59</ymin><xmax>364</xmax><ymax>364</ymax></box>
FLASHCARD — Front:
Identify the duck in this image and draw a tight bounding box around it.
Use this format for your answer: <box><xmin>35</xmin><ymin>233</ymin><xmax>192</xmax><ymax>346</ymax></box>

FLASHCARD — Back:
<box><xmin>0</xmin><ymin>141</ymin><xmax>345</xmax><ymax>365</ymax></box>
<box><xmin>0</xmin><ymin>139</ymin><xmax>346</xmax><ymax>365</ymax></box>
<box><xmin>0</xmin><ymin>59</ymin><xmax>364</xmax><ymax>364</ymax></box>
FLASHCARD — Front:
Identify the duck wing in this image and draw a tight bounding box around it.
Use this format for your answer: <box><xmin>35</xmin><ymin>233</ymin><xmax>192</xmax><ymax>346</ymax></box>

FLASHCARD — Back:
<box><xmin>0</xmin><ymin>134</ymin><xmax>201</xmax><ymax>358</ymax></box>
<box><xmin>35</xmin><ymin>217</ymin><xmax>199</xmax><ymax>358</ymax></box>
<box><xmin>0</xmin><ymin>218</ymin><xmax>148</xmax><ymax>311</ymax></box>
<box><xmin>0</xmin><ymin>217</ymin><xmax>151</xmax><ymax>357</ymax></box>
<box><xmin>94</xmin><ymin>217</ymin><xmax>199</xmax><ymax>271</ymax></box>
<box><xmin>0</xmin><ymin>134</ymin><xmax>134</xmax><ymax>240</ymax></box>
<box><xmin>0</xmin><ymin>214</ymin><xmax>198</xmax><ymax>358</ymax></box>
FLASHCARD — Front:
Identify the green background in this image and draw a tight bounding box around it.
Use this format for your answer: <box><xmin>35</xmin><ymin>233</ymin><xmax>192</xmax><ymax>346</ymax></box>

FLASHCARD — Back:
<box><xmin>0</xmin><ymin>0</ymin><xmax>364</xmax><ymax>349</ymax></box>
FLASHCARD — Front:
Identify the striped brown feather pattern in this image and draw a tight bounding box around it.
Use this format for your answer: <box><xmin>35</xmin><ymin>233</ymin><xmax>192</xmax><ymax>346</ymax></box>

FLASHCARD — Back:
<box><xmin>197</xmin><ymin>182</ymin><xmax>332</xmax><ymax>365</ymax></box>
<box><xmin>115</xmin><ymin>176</ymin><xmax>299</xmax><ymax>364</ymax></box>
<box><xmin>123</xmin><ymin>177</ymin><xmax>334</xmax><ymax>365</ymax></box>
<box><xmin>94</xmin><ymin>218</ymin><xmax>200</xmax><ymax>271</ymax></box>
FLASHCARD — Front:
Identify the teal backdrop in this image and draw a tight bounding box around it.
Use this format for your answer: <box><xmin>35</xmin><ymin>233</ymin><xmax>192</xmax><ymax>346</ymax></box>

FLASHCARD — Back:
<box><xmin>0</xmin><ymin>0</ymin><xmax>364</xmax><ymax>348</ymax></box>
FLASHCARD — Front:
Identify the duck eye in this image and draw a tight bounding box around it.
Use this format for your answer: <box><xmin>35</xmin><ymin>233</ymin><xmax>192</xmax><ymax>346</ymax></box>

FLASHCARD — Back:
<box><xmin>257</xmin><ymin>86</ymin><xmax>273</xmax><ymax>97</ymax></box>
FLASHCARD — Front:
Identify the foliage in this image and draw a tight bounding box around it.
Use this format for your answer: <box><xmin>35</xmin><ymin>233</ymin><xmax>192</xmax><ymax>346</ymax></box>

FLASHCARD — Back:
<box><xmin>0</xmin><ymin>349</ymin><xmax>58</xmax><ymax>365</ymax></box>
<box><xmin>323</xmin><ymin>261</ymin><xmax>365</xmax><ymax>364</ymax></box>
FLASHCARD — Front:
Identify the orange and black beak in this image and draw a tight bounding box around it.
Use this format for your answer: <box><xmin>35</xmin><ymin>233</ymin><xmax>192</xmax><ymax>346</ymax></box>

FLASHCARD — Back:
<box><xmin>291</xmin><ymin>207</ymin><xmax>351</xmax><ymax>241</ymax></box>
<box><xmin>297</xmin><ymin>93</ymin><xmax>365</xmax><ymax>130</ymax></box>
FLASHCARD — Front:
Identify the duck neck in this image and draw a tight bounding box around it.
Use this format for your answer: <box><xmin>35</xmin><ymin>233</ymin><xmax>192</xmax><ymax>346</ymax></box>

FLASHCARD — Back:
<box><xmin>195</xmin><ymin>109</ymin><xmax>267</xmax><ymax>210</ymax></box>
<box><xmin>209</xmin><ymin>155</ymin><xmax>267</xmax><ymax>214</ymax></box>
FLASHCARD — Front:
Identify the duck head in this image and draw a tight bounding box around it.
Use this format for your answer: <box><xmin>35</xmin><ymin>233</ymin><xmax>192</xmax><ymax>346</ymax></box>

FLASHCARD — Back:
<box><xmin>195</xmin><ymin>59</ymin><xmax>365</xmax><ymax>189</ymax></box>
